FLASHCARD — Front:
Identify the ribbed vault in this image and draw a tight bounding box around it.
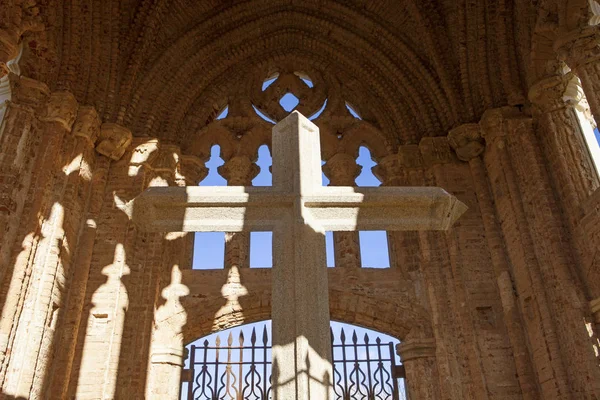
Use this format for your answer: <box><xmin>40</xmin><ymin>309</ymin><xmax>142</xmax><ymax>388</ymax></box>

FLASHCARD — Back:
<box><xmin>21</xmin><ymin>0</ymin><xmax>536</xmax><ymax>149</ymax></box>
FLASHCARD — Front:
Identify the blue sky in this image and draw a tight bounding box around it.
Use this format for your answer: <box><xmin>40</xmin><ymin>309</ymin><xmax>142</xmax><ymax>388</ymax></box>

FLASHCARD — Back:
<box><xmin>183</xmin><ymin>95</ymin><xmax>403</xmax><ymax>395</ymax></box>
<box><xmin>193</xmin><ymin>94</ymin><xmax>390</xmax><ymax>270</ymax></box>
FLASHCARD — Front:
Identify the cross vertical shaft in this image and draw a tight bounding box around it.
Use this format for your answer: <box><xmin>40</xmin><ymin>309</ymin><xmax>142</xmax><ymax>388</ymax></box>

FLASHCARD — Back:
<box><xmin>271</xmin><ymin>112</ymin><xmax>333</xmax><ymax>399</ymax></box>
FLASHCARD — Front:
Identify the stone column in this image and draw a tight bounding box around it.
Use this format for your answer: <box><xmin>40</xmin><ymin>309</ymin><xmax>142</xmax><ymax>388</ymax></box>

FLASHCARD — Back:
<box><xmin>146</xmin><ymin>235</ymin><xmax>190</xmax><ymax>400</ymax></box>
<box><xmin>374</xmin><ymin>153</ymin><xmax>418</xmax><ymax>279</ymax></box>
<box><xmin>322</xmin><ymin>153</ymin><xmax>362</xmax><ymax>268</ymax></box>
<box><xmin>396</xmin><ymin>338</ymin><xmax>440</xmax><ymax>400</ymax></box>
<box><xmin>480</xmin><ymin>106</ymin><xmax>600</xmax><ymax>398</ymax></box>
<box><xmin>449</xmin><ymin>123</ymin><xmax>539</xmax><ymax>399</ymax></box>
<box><xmin>529</xmin><ymin>74</ymin><xmax>600</xmax><ymax>321</ymax></box>
<box><xmin>0</xmin><ymin>75</ymin><xmax>49</xmax><ymax>283</ymax></box>
<box><xmin>219</xmin><ymin>155</ymin><xmax>259</xmax><ymax>269</ymax></box>
<box><xmin>146</xmin><ymin>148</ymin><xmax>205</xmax><ymax>399</ymax></box>
<box><xmin>556</xmin><ymin>26</ymin><xmax>600</xmax><ymax>127</ymax></box>
<box><xmin>1</xmin><ymin>90</ymin><xmax>80</xmax><ymax>397</ymax></box>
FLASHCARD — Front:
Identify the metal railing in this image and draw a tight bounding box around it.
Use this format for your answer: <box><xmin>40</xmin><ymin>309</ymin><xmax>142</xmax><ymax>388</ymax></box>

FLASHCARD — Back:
<box><xmin>182</xmin><ymin>324</ymin><xmax>406</xmax><ymax>400</ymax></box>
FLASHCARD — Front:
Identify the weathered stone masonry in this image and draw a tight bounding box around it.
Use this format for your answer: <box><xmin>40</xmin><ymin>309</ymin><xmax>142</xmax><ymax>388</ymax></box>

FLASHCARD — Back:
<box><xmin>1</xmin><ymin>0</ymin><xmax>600</xmax><ymax>399</ymax></box>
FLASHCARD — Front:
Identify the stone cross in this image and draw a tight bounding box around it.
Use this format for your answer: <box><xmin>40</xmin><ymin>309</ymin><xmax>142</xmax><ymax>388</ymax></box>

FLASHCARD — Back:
<box><xmin>130</xmin><ymin>111</ymin><xmax>467</xmax><ymax>400</ymax></box>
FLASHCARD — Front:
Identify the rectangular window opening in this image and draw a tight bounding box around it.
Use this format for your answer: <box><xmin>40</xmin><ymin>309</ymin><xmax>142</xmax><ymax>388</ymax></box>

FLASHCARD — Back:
<box><xmin>359</xmin><ymin>231</ymin><xmax>390</xmax><ymax>269</ymax></box>
<box><xmin>250</xmin><ymin>231</ymin><xmax>273</xmax><ymax>268</ymax></box>
<box><xmin>192</xmin><ymin>232</ymin><xmax>225</xmax><ymax>270</ymax></box>
<box><xmin>326</xmin><ymin>231</ymin><xmax>335</xmax><ymax>267</ymax></box>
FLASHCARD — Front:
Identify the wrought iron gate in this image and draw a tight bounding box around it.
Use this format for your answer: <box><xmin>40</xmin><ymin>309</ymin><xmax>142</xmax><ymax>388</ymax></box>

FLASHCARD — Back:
<box><xmin>181</xmin><ymin>324</ymin><xmax>406</xmax><ymax>400</ymax></box>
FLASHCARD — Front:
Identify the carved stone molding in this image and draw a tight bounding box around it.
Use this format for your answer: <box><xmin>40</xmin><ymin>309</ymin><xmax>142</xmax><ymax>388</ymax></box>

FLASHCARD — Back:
<box><xmin>479</xmin><ymin>106</ymin><xmax>530</xmax><ymax>144</ymax></box>
<box><xmin>39</xmin><ymin>91</ymin><xmax>78</xmax><ymax>131</ymax></box>
<box><xmin>96</xmin><ymin>123</ymin><xmax>133</xmax><ymax>161</ymax></box>
<box><xmin>218</xmin><ymin>155</ymin><xmax>259</xmax><ymax>186</ymax></box>
<box><xmin>448</xmin><ymin>123</ymin><xmax>484</xmax><ymax>161</ymax></box>
<box><xmin>372</xmin><ymin>154</ymin><xmax>401</xmax><ymax>186</ymax></box>
<box><xmin>9</xmin><ymin>74</ymin><xmax>49</xmax><ymax>107</ymax></box>
<box><xmin>150</xmin><ymin>346</ymin><xmax>185</xmax><ymax>366</ymax></box>
<box><xmin>418</xmin><ymin>137</ymin><xmax>457</xmax><ymax>166</ymax></box>
<box><xmin>178</xmin><ymin>155</ymin><xmax>207</xmax><ymax>186</ymax></box>
<box><xmin>528</xmin><ymin>72</ymin><xmax>581</xmax><ymax>113</ymax></box>
<box><xmin>555</xmin><ymin>26</ymin><xmax>600</xmax><ymax>70</ymax></box>
<box><xmin>396</xmin><ymin>338</ymin><xmax>436</xmax><ymax>362</ymax></box>
<box><xmin>73</xmin><ymin>106</ymin><xmax>101</xmax><ymax>145</ymax></box>
<box><xmin>322</xmin><ymin>152</ymin><xmax>362</xmax><ymax>186</ymax></box>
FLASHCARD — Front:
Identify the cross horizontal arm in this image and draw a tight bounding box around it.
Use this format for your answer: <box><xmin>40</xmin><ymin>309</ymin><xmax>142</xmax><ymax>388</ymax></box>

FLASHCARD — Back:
<box><xmin>130</xmin><ymin>186</ymin><xmax>293</xmax><ymax>232</ymax></box>
<box><xmin>305</xmin><ymin>186</ymin><xmax>468</xmax><ymax>231</ymax></box>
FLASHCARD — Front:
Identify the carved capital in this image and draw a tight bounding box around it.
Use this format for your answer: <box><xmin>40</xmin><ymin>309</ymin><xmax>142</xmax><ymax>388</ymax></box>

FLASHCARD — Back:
<box><xmin>528</xmin><ymin>72</ymin><xmax>582</xmax><ymax>113</ymax></box>
<box><xmin>178</xmin><ymin>155</ymin><xmax>207</xmax><ymax>186</ymax></box>
<box><xmin>555</xmin><ymin>26</ymin><xmax>600</xmax><ymax>70</ymax></box>
<box><xmin>73</xmin><ymin>106</ymin><xmax>100</xmax><ymax>145</ymax></box>
<box><xmin>419</xmin><ymin>137</ymin><xmax>456</xmax><ymax>166</ymax></box>
<box><xmin>448</xmin><ymin>123</ymin><xmax>484</xmax><ymax>161</ymax></box>
<box><xmin>590</xmin><ymin>297</ymin><xmax>600</xmax><ymax>324</ymax></box>
<box><xmin>372</xmin><ymin>154</ymin><xmax>402</xmax><ymax>186</ymax></box>
<box><xmin>322</xmin><ymin>153</ymin><xmax>362</xmax><ymax>186</ymax></box>
<box><xmin>479</xmin><ymin>106</ymin><xmax>525</xmax><ymax>143</ymax></box>
<box><xmin>218</xmin><ymin>155</ymin><xmax>259</xmax><ymax>186</ymax></box>
<box><xmin>39</xmin><ymin>91</ymin><xmax>78</xmax><ymax>131</ymax></box>
<box><xmin>9</xmin><ymin>74</ymin><xmax>49</xmax><ymax>106</ymax></box>
<box><xmin>96</xmin><ymin>123</ymin><xmax>133</xmax><ymax>161</ymax></box>
<box><xmin>396</xmin><ymin>338</ymin><xmax>436</xmax><ymax>362</ymax></box>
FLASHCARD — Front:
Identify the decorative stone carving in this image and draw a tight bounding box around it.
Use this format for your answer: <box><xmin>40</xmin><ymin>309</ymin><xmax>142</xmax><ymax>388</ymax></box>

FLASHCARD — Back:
<box><xmin>9</xmin><ymin>74</ymin><xmax>49</xmax><ymax>106</ymax></box>
<box><xmin>528</xmin><ymin>72</ymin><xmax>581</xmax><ymax>113</ymax></box>
<box><xmin>448</xmin><ymin>123</ymin><xmax>484</xmax><ymax>161</ymax></box>
<box><xmin>39</xmin><ymin>91</ymin><xmax>78</xmax><ymax>131</ymax></box>
<box><xmin>479</xmin><ymin>106</ymin><xmax>527</xmax><ymax>144</ymax></box>
<box><xmin>96</xmin><ymin>123</ymin><xmax>133</xmax><ymax>161</ymax></box>
<box><xmin>0</xmin><ymin>0</ymin><xmax>44</xmax><ymax>68</ymax></box>
<box><xmin>373</xmin><ymin>154</ymin><xmax>401</xmax><ymax>186</ymax></box>
<box><xmin>178</xmin><ymin>155</ymin><xmax>207</xmax><ymax>186</ymax></box>
<box><xmin>218</xmin><ymin>155</ymin><xmax>259</xmax><ymax>186</ymax></box>
<box><xmin>555</xmin><ymin>26</ymin><xmax>600</xmax><ymax>71</ymax></box>
<box><xmin>72</xmin><ymin>106</ymin><xmax>100</xmax><ymax>145</ymax></box>
<box><xmin>322</xmin><ymin>153</ymin><xmax>362</xmax><ymax>186</ymax></box>
<box><xmin>396</xmin><ymin>338</ymin><xmax>436</xmax><ymax>362</ymax></box>
<box><xmin>419</xmin><ymin>137</ymin><xmax>456</xmax><ymax>165</ymax></box>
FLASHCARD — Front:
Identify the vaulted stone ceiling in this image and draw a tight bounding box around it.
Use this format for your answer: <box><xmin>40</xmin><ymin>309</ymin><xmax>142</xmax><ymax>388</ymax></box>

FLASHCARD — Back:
<box><xmin>13</xmin><ymin>0</ymin><xmax>592</xmax><ymax>148</ymax></box>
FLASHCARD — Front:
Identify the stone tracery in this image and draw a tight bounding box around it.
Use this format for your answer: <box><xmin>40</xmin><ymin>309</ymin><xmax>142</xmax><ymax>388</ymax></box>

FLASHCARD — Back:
<box><xmin>1</xmin><ymin>0</ymin><xmax>600</xmax><ymax>399</ymax></box>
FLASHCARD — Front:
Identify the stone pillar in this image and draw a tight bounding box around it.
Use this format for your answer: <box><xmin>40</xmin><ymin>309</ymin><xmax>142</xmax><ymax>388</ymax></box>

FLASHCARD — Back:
<box><xmin>146</xmin><ymin>235</ymin><xmax>190</xmax><ymax>400</ymax></box>
<box><xmin>219</xmin><ymin>155</ymin><xmax>258</xmax><ymax>269</ymax></box>
<box><xmin>322</xmin><ymin>153</ymin><xmax>362</xmax><ymax>268</ymax></box>
<box><xmin>480</xmin><ymin>106</ymin><xmax>600</xmax><ymax>398</ymax></box>
<box><xmin>556</xmin><ymin>26</ymin><xmax>600</xmax><ymax>127</ymax></box>
<box><xmin>396</xmin><ymin>338</ymin><xmax>441</xmax><ymax>400</ymax></box>
<box><xmin>374</xmin><ymin>153</ymin><xmax>417</xmax><ymax>278</ymax></box>
<box><xmin>145</xmin><ymin>147</ymin><xmax>205</xmax><ymax>399</ymax></box>
<box><xmin>1</xmin><ymin>90</ymin><xmax>79</xmax><ymax>397</ymax></box>
<box><xmin>449</xmin><ymin>123</ymin><xmax>539</xmax><ymax>399</ymax></box>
